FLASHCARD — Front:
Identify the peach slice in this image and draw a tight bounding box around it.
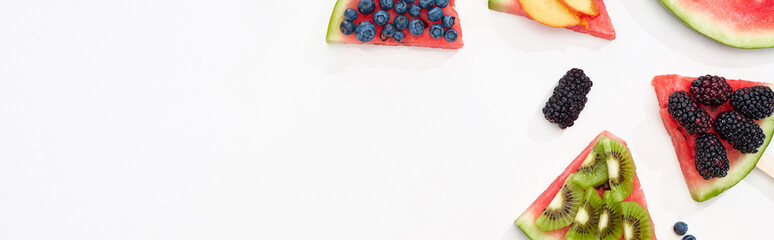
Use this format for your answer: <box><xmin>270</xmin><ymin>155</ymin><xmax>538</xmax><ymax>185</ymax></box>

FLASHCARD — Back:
<box><xmin>518</xmin><ymin>0</ymin><xmax>581</xmax><ymax>27</ymax></box>
<box><xmin>560</xmin><ymin>0</ymin><xmax>599</xmax><ymax>16</ymax></box>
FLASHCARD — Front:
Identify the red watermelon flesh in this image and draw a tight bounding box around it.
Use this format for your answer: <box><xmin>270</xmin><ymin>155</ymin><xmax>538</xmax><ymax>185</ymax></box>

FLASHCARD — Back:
<box><xmin>514</xmin><ymin>131</ymin><xmax>656</xmax><ymax>239</ymax></box>
<box><xmin>326</xmin><ymin>0</ymin><xmax>464</xmax><ymax>49</ymax></box>
<box><xmin>652</xmin><ymin>75</ymin><xmax>774</xmax><ymax>202</ymax></box>
<box><xmin>488</xmin><ymin>0</ymin><xmax>615</xmax><ymax>40</ymax></box>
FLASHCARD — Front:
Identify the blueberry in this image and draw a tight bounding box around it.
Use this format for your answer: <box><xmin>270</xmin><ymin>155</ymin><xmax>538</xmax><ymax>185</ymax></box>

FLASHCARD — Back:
<box><xmin>340</xmin><ymin>20</ymin><xmax>356</xmax><ymax>35</ymax></box>
<box><xmin>442</xmin><ymin>15</ymin><xmax>455</xmax><ymax>28</ymax></box>
<box><xmin>344</xmin><ymin>8</ymin><xmax>359</xmax><ymax>21</ymax></box>
<box><xmin>355</xmin><ymin>21</ymin><xmax>376</xmax><ymax>42</ymax></box>
<box><xmin>682</xmin><ymin>235</ymin><xmax>696</xmax><ymax>240</ymax></box>
<box><xmin>394</xmin><ymin>1</ymin><xmax>408</xmax><ymax>14</ymax></box>
<box><xmin>404</xmin><ymin>0</ymin><xmax>415</xmax><ymax>2</ymax></box>
<box><xmin>435</xmin><ymin>0</ymin><xmax>449</xmax><ymax>7</ymax></box>
<box><xmin>444</xmin><ymin>28</ymin><xmax>457</xmax><ymax>42</ymax></box>
<box><xmin>358</xmin><ymin>0</ymin><xmax>376</xmax><ymax>15</ymax></box>
<box><xmin>428</xmin><ymin>7</ymin><xmax>443</xmax><ymax>22</ymax></box>
<box><xmin>408</xmin><ymin>4</ymin><xmax>422</xmax><ymax>17</ymax></box>
<box><xmin>419</xmin><ymin>0</ymin><xmax>435</xmax><ymax>9</ymax></box>
<box><xmin>380</xmin><ymin>0</ymin><xmax>394</xmax><ymax>10</ymax></box>
<box><xmin>428</xmin><ymin>23</ymin><xmax>444</xmax><ymax>39</ymax></box>
<box><xmin>393</xmin><ymin>31</ymin><xmax>404</xmax><ymax>41</ymax></box>
<box><xmin>382</xmin><ymin>23</ymin><xmax>396</xmax><ymax>37</ymax></box>
<box><xmin>394</xmin><ymin>15</ymin><xmax>409</xmax><ymax>30</ymax></box>
<box><xmin>373</xmin><ymin>10</ymin><xmax>389</xmax><ymax>26</ymax></box>
<box><xmin>674</xmin><ymin>222</ymin><xmax>688</xmax><ymax>236</ymax></box>
<box><xmin>408</xmin><ymin>19</ymin><xmax>425</xmax><ymax>36</ymax></box>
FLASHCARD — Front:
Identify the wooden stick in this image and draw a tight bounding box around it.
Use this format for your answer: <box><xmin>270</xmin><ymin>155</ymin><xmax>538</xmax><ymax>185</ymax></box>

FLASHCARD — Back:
<box><xmin>758</xmin><ymin>154</ymin><xmax>774</xmax><ymax>179</ymax></box>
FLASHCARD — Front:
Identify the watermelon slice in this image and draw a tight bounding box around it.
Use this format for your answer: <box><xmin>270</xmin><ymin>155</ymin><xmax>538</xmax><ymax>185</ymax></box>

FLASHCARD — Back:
<box><xmin>326</xmin><ymin>0</ymin><xmax>464</xmax><ymax>49</ymax></box>
<box><xmin>659</xmin><ymin>0</ymin><xmax>774</xmax><ymax>49</ymax></box>
<box><xmin>652</xmin><ymin>75</ymin><xmax>774</xmax><ymax>202</ymax></box>
<box><xmin>514</xmin><ymin>131</ymin><xmax>656</xmax><ymax>239</ymax></box>
<box><xmin>488</xmin><ymin>0</ymin><xmax>615</xmax><ymax>40</ymax></box>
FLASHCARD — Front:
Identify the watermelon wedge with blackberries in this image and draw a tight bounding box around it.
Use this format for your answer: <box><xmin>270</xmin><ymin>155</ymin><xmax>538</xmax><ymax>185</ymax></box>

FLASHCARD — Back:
<box><xmin>515</xmin><ymin>131</ymin><xmax>656</xmax><ymax>240</ymax></box>
<box><xmin>327</xmin><ymin>0</ymin><xmax>463</xmax><ymax>49</ymax></box>
<box><xmin>653</xmin><ymin>74</ymin><xmax>774</xmax><ymax>202</ymax></box>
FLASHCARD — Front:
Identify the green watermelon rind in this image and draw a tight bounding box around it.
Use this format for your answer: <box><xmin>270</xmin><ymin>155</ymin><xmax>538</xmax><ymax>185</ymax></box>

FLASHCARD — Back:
<box><xmin>326</xmin><ymin>0</ymin><xmax>349</xmax><ymax>43</ymax></box>
<box><xmin>515</xmin><ymin>212</ymin><xmax>559</xmax><ymax>240</ymax></box>
<box><xmin>689</xmin><ymin>113</ymin><xmax>774</xmax><ymax>201</ymax></box>
<box><xmin>658</xmin><ymin>0</ymin><xmax>774</xmax><ymax>49</ymax></box>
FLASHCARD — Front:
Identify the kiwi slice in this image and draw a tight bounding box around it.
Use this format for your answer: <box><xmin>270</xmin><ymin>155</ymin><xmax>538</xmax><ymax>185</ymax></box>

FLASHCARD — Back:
<box><xmin>565</xmin><ymin>187</ymin><xmax>603</xmax><ymax>240</ymax></box>
<box><xmin>535</xmin><ymin>180</ymin><xmax>583</xmax><ymax>231</ymax></box>
<box><xmin>596</xmin><ymin>191</ymin><xmax>624</xmax><ymax>240</ymax></box>
<box><xmin>619</xmin><ymin>201</ymin><xmax>653</xmax><ymax>240</ymax></box>
<box><xmin>570</xmin><ymin>141</ymin><xmax>609</xmax><ymax>189</ymax></box>
<box><xmin>602</xmin><ymin>137</ymin><xmax>636</xmax><ymax>202</ymax></box>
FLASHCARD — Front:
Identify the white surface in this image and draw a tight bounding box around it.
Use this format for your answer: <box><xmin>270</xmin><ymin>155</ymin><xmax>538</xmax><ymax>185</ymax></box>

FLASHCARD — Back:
<box><xmin>1</xmin><ymin>0</ymin><xmax>774</xmax><ymax>239</ymax></box>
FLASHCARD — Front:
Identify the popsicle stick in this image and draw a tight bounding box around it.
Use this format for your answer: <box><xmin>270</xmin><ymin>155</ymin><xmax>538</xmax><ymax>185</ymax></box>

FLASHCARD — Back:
<box><xmin>758</xmin><ymin>154</ymin><xmax>774</xmax><ymax>179</ymax></box>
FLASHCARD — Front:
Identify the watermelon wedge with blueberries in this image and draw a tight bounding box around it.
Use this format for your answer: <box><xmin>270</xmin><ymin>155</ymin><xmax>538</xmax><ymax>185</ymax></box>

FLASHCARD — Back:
<box><xmin>659</xmin><ymin>0</ymin><xmax>774</xmax><ymax>49</ymax></box>
<box><xmin>515</xmin><ymin>131</ymin><xmax>656</xmax><ymax>240</ymax></box>
<box><xmin>488</xmin><ymin>0</ymin><xmax>615</xmax><ymax>40</ymax></box>
<box><xmin>653</xmin><ymin>74</ymin><xmax>774</xmax><ymax>202</ymax></box>
<box><xmin>326</xmin><ymin>0</ymin><xmax>463</xmax><ymax>49</ymax></box>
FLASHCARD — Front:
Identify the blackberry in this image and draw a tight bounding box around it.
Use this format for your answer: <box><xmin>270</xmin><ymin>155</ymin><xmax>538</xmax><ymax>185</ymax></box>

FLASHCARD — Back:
<box><xmin>714</xmin><ymin>111</ymin><xmax>765</xmax><ymax>153</ymax></box>
<box><xmin>694</xmin><ymin>133</ymin><xmax>729</xmax><ymax>180</ymax></box>
<box><xmin>729</xmin><ymin>85</ymin><xmax>774</xmax><ymax>120</ymax></box>
<box><xmin>689</xmin><ymin>74</ymin><xmax>732</xmax><ymax>106</ymax></box>
<box><xmin>542</xmin><ymin>68</ymin><xmax>593</xmax><ymax>129</ymax></box>
<box><xmin>667</xmin><ymin>91</ymin><xmax>713</xmax><ymax>135</ymax></box>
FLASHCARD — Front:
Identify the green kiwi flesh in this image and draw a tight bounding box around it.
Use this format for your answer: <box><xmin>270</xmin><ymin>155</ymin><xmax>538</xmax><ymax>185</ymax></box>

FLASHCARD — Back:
<box><xmin>570</xmin><ymin>141</ymin><xmax>609</xmax><ymax>189</ymax></box>
<box><xmin>602</xmin><ymin>137</ymin><xmax>636</xmax><ymax>202</ymax></box>
<box><xmin>565</xmin><ymin>187</ymin><xmax>603</xmax><ymax>240</ymax></box>
<box><xmin>597</xmin><ymin>191</ymin><xmax>624</xmax><ymax>240</ymax></box>
<box><xmin>535</xmin><ymin>180</ymin><xmax>584</xmax><ymax>231</ymax></box>
<box><xmin>620</xmin><ymin>201</ymin><xmax>653</xmax><ymax>240</ymax></box>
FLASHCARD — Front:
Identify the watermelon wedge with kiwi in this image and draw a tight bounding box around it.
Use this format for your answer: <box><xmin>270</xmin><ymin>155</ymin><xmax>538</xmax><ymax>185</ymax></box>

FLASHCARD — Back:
<box><xmin>326</xmin><ymin>0</ymin><xmax>463</xmax><ymax>49</ymax></box>
<box><xmin>488</xmin><ymin>0</ymin><xmax>615</xmax><ymax>40</ymax></box>
<box><xmin>659</xmin><ymin>0</ymin><xmax>774</xmax><ymax>49</ymax></box>
<box><xmin>652</xmin><ymin>75</ymin><xmax>774</xmax><ymax>202</ymax></box>
<box><xmin>515</xmin><ymin>131</ymin><xmax>656</xmax><ymax>239</ymax></box>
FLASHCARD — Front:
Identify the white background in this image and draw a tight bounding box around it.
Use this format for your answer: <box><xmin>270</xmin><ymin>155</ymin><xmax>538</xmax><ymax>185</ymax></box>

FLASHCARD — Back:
<box><xmin>1</xmin><ymin>0</ymin><xmax>774</xmax><ymax>239</ymax></box>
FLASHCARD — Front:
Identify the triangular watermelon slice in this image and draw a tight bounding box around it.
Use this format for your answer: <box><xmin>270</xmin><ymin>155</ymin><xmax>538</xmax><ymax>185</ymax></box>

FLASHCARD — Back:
<box><xmin>515</xmin><ymin>131</ymin><xmax>656</xmax><ymax>239</ymax></box>
<box><xmin>488</xmin><ymin>0</ymin><xmax>615</xmax><ymax>40</ymax></box>
<box><xmin>652</xmin><ymin>75</ymin><xmax>774</xmax><ymax>202</ymax></box>
<box><xmin>326</xmin><ymin>0</ymin><xmax>464</xmax><ymax>49</ymax></box>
